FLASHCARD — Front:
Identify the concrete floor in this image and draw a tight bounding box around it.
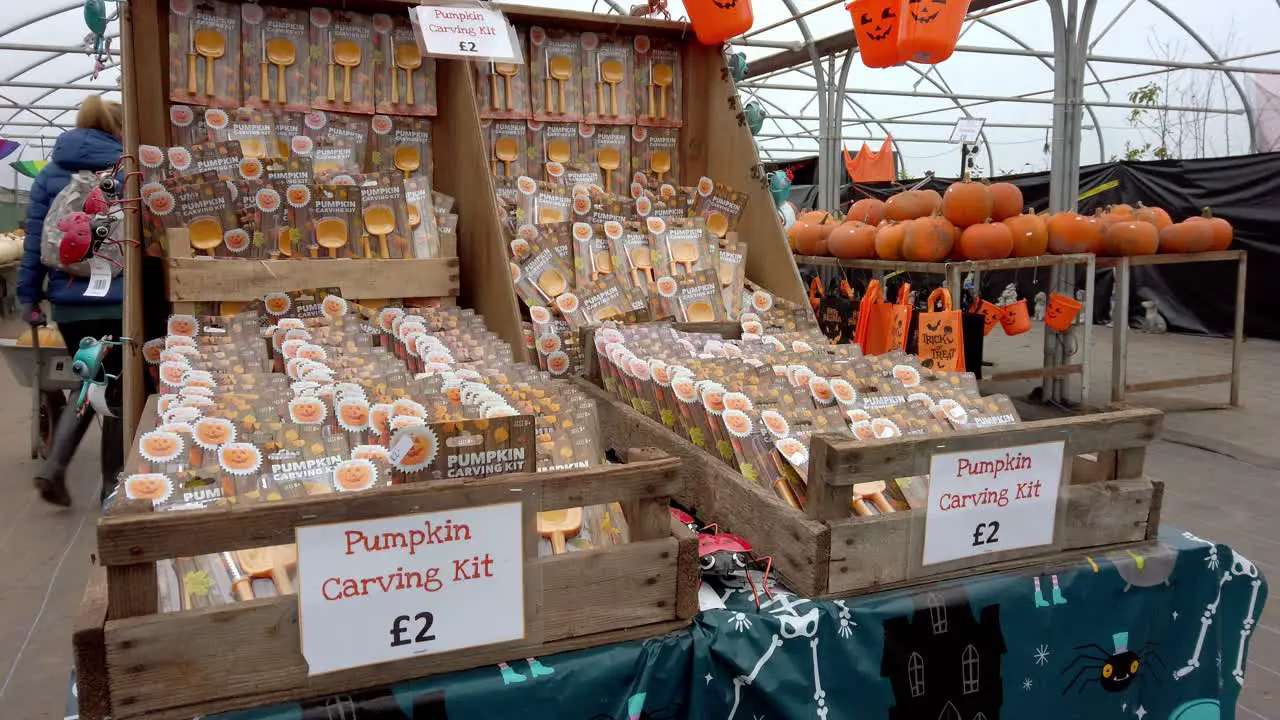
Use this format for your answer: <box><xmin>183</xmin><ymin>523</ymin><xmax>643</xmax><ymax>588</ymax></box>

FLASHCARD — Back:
<box><xmin>0</xmin><ymin>323</ymin><xmax>1278</xmax><ymax>718</ymax></box>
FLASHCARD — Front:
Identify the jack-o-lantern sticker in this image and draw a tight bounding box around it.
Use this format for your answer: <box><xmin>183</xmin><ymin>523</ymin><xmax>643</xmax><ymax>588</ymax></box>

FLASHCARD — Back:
<box><xmin>333</xmin><ymin>459</ymin><xmax>378</xmax><ymax>492</ymax></box>
<box><xmin>537</xmin><ymin>333</ymin><xmax>562</xmax><ymax>355</ymax></box>
<box><xmin>321</xmin><ymin>295</ymin><xmax>348</xmax><ymax>319</ymax></box>
<box><xmin>296</xmin><ymin>343</ymin><xmax>328</xmax><ymax>362</ymax></box>
<box><xmin>699</xmin><ymin>381</ymin><xmax>727</xmax><ymax>415</ymax></box>
<box><xmin>529</xmin><ymin>305</ymin><xmax>553</xmax><ymax>325</ymax></box>
<box><xmin>336</xmin><ymin>398</ymin><xmax>371</xmax><ymax>431</ymax></box>
<box><xmin>166</xmin><ymin>334</ymin><xmax>197</xmax><ymax>349</ymax></box>
<box><xmin>871</xmin><ymin>417</ymin><xmax>902</xmax><ymax>439</ymax></box>
<box><xmin>546</xmin><ymin>350</ymin><xmax>571</xmax><ymax>376</ymax></box>
<box><xmin>142</xmin><ymin>339</ymin><xmax>165</xmax><ymax>365</ymax></box>
<box><xmin>650</xmin><ymin>359</ymin><xmax>671</xmax><ymax>386</ymax></box>
<box><xmin>741</xmin><ymin>320</ymin><xmax>764</xmax><ymax>335</ymax></box>
<box><xmin>775</xmin><ymin>437</ymin><xmax>809</xmax><ymax>468</ymax></box>
<box><xmin>124</xmin><ymin>473</ymin><xmax>174</xmax><ymax>503</ymax></box>
<box><xmin>935</xmin><ymin>398</ymin><xmax>968</xmax><ymax>425</ymax></box>
<box><xmin>278</xmin><ymin>318</ymin><xmax>306</xmax><ymax>331</ymax></box>
<box><xmin>392</xmin><ymin>398</ymin><xmax>427</xmax><ymax>419</ymax></box>
<box><xmin>167</xmin><ymin>314</ymin><xmax>199</xmax><ymax>337</ymax></box>
<box><xmin>179</xmin><ymin>385</ymin><xmax>213</xmax><ymax>398</ymax></box>
<box><xmin>289</xmin><ymin>397</ymin><xmax>328</xmax><ymax>425</ymax></box>
<box><xmin>750</xmin><ymin>291</ymin><xmax>774</xmax><ymax>313</ymax></box>
<box><xmin>809</xmin><ymin>377</ymin><xmax>835</xmax><ymax>405</ymax></box>
<box><xmin>891</xmin><ymin>364</ymin><xmax>921</xmax><ymax>387</ymax></box>
<box><xmin>193</xmin><ymin>417</ymin><xmax>236</xmax><ymax>450</ymax></box>
<box><xmin>263</xmin><ymin>292</ymin><xmax>292</xmax><ymax>316</ymax></box>
<box><xmin>628</xmin><ymin>357</ymin><xmax>651</xmax><ymax>381</ymax></box>
<box><xmin>163</xmin><ymin>405</ymin><xmax>202</xmax><ymax>426</ymax></box>
<box><xmin>281</xmin><ymin>338</ymin><xmax>306</xmax><ymax>359</ymax></box>
<box><xmin>722</xmin><ymin>409</ymin><xmax>754</xmax><ymax>439</ymax></box>
<box><xmin>378</xmin><ymin>306</ymin><xmax>404</xmax><ymax>333</ymax></box>
<box><xmin>369</xmin><ymin>404</ymin><xmax>393</xmax><ymax>437</ymax></box>
<box><xmin>760</xmin><ymin>410</ymin><xmax>790</xmax><ymax>439</ymax></box>
<box><xmin>351</xmin><ymin>444</ymin><xmax>391</xmax><ymax>463</ymax></box>
<box><xmin>139</xmin><ymin>430</ymin><xmax>184</xmax><ymax>463</ymax></box>
<box><xmin>218</xmin><ymin>442</ymin><xmax>263</xmax><ymax>476</ymax></box>
<box><xmin>390</xmin><ymin>425</ymin><xmax>439</xmax><ymax>472</ymax></box>
<box><xmin>672</xmin><ymin>376</ymin><xmax>698</xmax><ymax>404</ymax></box>
<box><xmin>157</xmin><ymin>394</ymin><xmax>178</xmax><ymax>414</ymax></box>
<box><xmin>724</xmin><ymin>392</ymin><xmax>753</xmax><ymax>413</ymax></box>
<box><xmin>846</xmin><ymin>408</ymin><xmax>872</xmax><ymax>426</ymax></box>
<box><xmin>831</xmin><ymin>379</ymin><xmax>858</xmax><ymax>406</ymax></box>
<box><xmin>655</xmin><ymin>276</ymin><xmax>678</xmax><ymax>298</ymax></box>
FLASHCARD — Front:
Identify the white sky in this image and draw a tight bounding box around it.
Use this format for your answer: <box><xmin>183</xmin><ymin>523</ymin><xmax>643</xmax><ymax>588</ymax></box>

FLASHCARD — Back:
<box><xmin>0</xmin><ymin>0</ymin><xmax>1274</xmax><ymax>184</ymax></box>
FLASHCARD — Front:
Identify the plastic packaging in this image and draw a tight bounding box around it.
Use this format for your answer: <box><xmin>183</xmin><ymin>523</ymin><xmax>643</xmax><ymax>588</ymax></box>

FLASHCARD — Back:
<box><xmin>241</xmin><ymin>4</ymin><xmax>310</xmax><ymax>111</ymax></box>
<box><xmin>475</xmin><ymin>28</ymin><xmax>531</xmax><ymax>119</ymax></box>
<box><xmin>169</xmin><ymin>0</ymin><xmax>242</xmax><ymax>108</ymax></box>
<box><xmin>588</xmin><ymin>124</ymin><xmax>631</xmax><ymax>196</ymax></box>
<box><xmin>374</xmin><ymin>14</ymin><xmax>438</xmax><ymax>117</ymax></box>
<box><xmin>630</xmin><ymin>126</ymin><xmax>680</xmax><ymax>187</ymax></box>
<box><xmin>582</xmin><ymin>33</ymin><xmax>636</xmax><ymax>125</ymax></box>
<box><xmin>309</xmin><ymin>8</ymin><xmax>376</xmax><ymax>113</ymax></box>
<box><xmin>529</xmin><ymin>26</ymin><xmax>584</xmax><ymax>122</ymax></box>
<box><xmin>370</xmin><ymin>114</ymin><xmax>434</xmax><ymax>185</ymax></box>
<box><xmin>484</xmin><ymin>119</ymin><xmax>531</xmax><ymax>179</ymax></box>
<box><xmin>635</xmin><ymin>35</ymin><xmax>682</xmax><ymax>127</ymax></box>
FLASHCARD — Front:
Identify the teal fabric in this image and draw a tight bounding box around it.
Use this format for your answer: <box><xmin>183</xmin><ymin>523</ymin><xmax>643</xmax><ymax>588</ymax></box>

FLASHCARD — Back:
<box><xmin>182</xmin><ymin>527</ymin><xmax>1268</xmax><ymax>720</ymax></box>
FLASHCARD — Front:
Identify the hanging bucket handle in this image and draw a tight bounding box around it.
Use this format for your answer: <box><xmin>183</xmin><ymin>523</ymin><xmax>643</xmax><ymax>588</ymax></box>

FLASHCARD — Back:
<box><xmin>927</xmin><ymin>287</ymin><xmax>952</xmax><ymax>312</ymax></box>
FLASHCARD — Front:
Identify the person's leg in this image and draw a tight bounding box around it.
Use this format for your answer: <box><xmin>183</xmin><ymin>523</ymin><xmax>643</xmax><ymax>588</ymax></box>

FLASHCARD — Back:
<box><xmin>34</xmin><ymin>318</ymin><xmax>123</xmax><ymax>506</ymax></box>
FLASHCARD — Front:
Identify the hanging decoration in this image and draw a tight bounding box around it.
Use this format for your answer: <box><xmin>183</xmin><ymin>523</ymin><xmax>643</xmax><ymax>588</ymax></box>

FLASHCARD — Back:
<box><xmin>727</xmin><ymin>52</ymin><xmax>749</xmax><ymax>83</ymax></box>
<box><xmin>744</xmin><ymin>100</ymin><xmax>765</xmax><ymax>135</ymax></box>
<box><xmin>847</xmin><ymin>0</ymin><xmax>905</xmax><ymax>68</ymax></box>
<box><xmin>11</xmin><ymin>160</ymin><xmax>49</xmax><ymax>179</ymax></box>
<box><xmin>843</xmin><ymin>138</ymin><xmax>895</xmax><ymax>183</ymax></box>
<box><xmin>685</xmin><ymin>0</ymin><xmax>754</xmax><ymax>46</ymax></box>
<box><xmin>0</xmin><ymin>139</ymin><xmax>20</xmax><ymax>163</ymax></box>
<box><xmin>898</xmin><ymin>0</ymin><xmax>971</xmax><ymax>65</ymax></box>
<box><xmin>767</xmin><ymin>169</ymin><xmax>793</xmax><ymax>209</ymax></box>
<box><xmin>83</xmin><ymin>0</ymin><xmax>122</xmax><ymax>80</ymax></box>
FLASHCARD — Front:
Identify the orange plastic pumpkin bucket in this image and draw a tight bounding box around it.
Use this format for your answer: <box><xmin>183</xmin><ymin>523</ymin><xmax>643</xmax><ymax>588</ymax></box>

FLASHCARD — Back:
<box><xmin>1000</xmin><ymin>298</ymin><xmax>1031</xmax><ymax>336</ymax></box>
<box><xmin>899</xmin><ymin>0</ymin><xmax>972</xmax><ymax>65</ymax></box>
<box><xmin>686</xmin><ymin>0</ymin><xmax>754</xmax><ymax>46</ymax></box>
<box><xmin>1044</xmin><ymin>292</ymin><xmax>1082</xmax><ymax>332</ymax></box>
<box><xmin>973</xmin><ymin>298</ymin><xmax>1002</xmax><ymax>336</ymax></box>
<box><xmin>847</xmin><ymin>0</ymin><xmax>904</xmax><ymax>68</ymax></box>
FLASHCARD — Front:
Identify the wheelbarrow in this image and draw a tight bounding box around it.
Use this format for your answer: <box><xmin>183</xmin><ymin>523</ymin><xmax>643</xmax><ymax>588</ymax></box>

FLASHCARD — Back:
<box><xmin>0</xmin><ymin>321</ymin><xmax>81</xmax><ymax>459</ymax></box>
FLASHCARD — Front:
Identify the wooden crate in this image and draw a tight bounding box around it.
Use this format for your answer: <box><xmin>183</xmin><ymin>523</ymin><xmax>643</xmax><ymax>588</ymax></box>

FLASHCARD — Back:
<box><xmin>578</xmin><ymin>377</ymin><xmax>1165</xmax><ymax>598</ymax></box>
<box><xmin>73</xmin><ymin>401</ymin><xmax>698</xmax><ymax>720</ymax></box>
<box><xmin>438</xmin><ymin>5</ymin><xmax>808</xmax><ymax>360</ymax></box>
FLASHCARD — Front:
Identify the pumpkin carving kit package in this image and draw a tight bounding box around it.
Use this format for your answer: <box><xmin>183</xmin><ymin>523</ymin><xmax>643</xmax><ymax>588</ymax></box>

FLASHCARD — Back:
<box><xmin>126</xmin><ymin>288</ymin><xmax>639</xmax><ymax>614</ymax></box>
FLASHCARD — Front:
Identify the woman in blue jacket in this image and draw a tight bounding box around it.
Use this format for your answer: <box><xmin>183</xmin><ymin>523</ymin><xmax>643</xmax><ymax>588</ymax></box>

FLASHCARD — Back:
<box><xmin>18</xmin><ymin>96</ymin><xmax>125</xmax><ymax>507</ymax></box>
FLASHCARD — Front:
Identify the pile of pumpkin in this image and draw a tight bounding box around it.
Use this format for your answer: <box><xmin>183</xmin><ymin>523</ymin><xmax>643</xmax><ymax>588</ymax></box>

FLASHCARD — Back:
<box><xmin>789</xmin><ymin>181</ymin><xmax>1233</xmax><ymax>261</ymax></box>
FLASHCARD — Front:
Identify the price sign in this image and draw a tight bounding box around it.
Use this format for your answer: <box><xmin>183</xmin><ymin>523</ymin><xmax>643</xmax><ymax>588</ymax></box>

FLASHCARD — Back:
<box><xmin>922</xmin><ymin>440</ymin><xmax>1065</xmax><ymax>566</ymax></box>
<box><xmin>410</xmin><ymin>2</ymin><xmax>523</xmax><ymax>63</ymax></box>
<box><xmin>297</xmin><ymin>501</ymin><xmax>525</xmax><ymax>675</ymax></box>
<box><xmin>84</xmin><ymin>257</ymin><xmax>111</xmax><ymax>298</ymax></box>
<box><xmin>949</xmin><ymin>117</ymin><xmax>986</xmax><ymax>144</ymax></box>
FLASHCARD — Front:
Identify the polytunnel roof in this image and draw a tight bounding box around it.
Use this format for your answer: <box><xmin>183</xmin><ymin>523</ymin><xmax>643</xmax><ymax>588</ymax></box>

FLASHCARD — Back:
<box><xmin>0</xmin><ymin>0</ymin><xmax>1277</xmax><ymax>184</ymax></box>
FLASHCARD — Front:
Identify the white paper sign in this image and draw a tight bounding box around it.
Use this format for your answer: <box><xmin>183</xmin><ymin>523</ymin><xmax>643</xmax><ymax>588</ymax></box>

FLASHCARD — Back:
<box><xmin>949</xmin><ymin>117</ymin><xmax>986</xmax><ymax>143</ymax></box>
<box><xmin>410</xmin><ymin>3</ymin><xmax>523</xmax><ymax>63</ymax></box>
<box><xmin>922</xmin><ymin>440</ymin><xmax>1065</xmax><ymax>566</ymax></box>
<box><xmin>297</xmin><ymin>501</ymin><xmax>525</xmax><ymax>675</ymax></box>
<box><xmin>84</xmin><ymin>257</ymin><xmax>111</xmax><ymax>297</ymax></box>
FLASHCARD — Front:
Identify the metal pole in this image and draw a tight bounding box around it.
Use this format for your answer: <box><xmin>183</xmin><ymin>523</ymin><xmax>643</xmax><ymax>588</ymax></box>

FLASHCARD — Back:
<box><xmin>737</xmin><ymin>83</ymin><xmax>1244</xmax><ymax>115</ymax></box>
<box><xmin>0</xmin><ymin>42</ymin><xmax>120</xmax><ymax>55</ymax></box>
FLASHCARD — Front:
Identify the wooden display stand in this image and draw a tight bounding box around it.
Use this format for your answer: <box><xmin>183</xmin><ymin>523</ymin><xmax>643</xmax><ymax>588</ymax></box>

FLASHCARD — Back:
<box><xmin>1098</xmin><ymin>250</ymin><xmax>1246</xmax><ymax>407</ymax></box>
<box><xmin>441</xmin><ymin>5</ymin><xmax>808</xmax><ymax>361</ymax></box>
<box><xmin>73</xmin><ymin>398</ymin><xmax>699</xmax><ymax>720</ymax></box>
<box><xmin>579</xmin><ymin>378</ymin><xmax>1165</xmax><ymax>599</ymax></box>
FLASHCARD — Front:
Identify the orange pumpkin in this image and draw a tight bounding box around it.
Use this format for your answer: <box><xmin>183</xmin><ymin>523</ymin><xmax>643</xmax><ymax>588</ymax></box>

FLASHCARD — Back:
<box><xmin>847</xmin><ymin>198</ymin><xmax>886</xmax><ymax>225</ymax></box>
<box><xmin>988</xmin><ymin>183</ymin><xmax>1023</xmax><ymax>221</ymax></box>
<box><xmin>1046</xmin><ymin>212</ymin><xmax>1103</xmax><ymax>254</ymax></box>
<box><xmin>1103</xmin><ymin>220</ymin><xmax>1159</xmax><ymax>256</ymax></box>
<box><xmin>885</xmin><ymin>190</ymin><xmax>941</xmax><ymax>221</ymax></box>
<box><xmin>1201</xmin><ymin>209</ymin><xmax>1233</xmax><ymax>251</ymax></box>
<box><xmin>1134</xmin><ymin>203</ymin><xmax>1172</xmax><ymax>231</ymax></box>
<box><xmin>901</xmin><ymin>216</ymin><xmax>955</xmax><ymax>262</ymax></box>
<box><xmin>792</xmin><ymin>218</ymin><xmax>833</xmax><ymax>256</ymax></box>
<box><xmin>1159</xmin><ymin>219</ymin><xmax>1214</xmax><ymax>254</ymax></box>
<box><xmin>798</xmin><ymin>210</ymin><xmax>834</xmax><ymax>224</ymax></box>
<box><xmin>874</xmin><ymin>221</ymin><xmax>907</xmax><ymax>260</ymax></box>
<box><xmin>827</xmin><ymin>221</ymin><xmax>878</xmax><ymax>259</ymax></box>
<box><xmin>1003</xmin><ymin>213</ymin><xmax>1048</xmax><ymax>257</ymax></box>
<box><xmin>958</xmin><ymin>221</ymin><xmax>1014</xmax><ymax>260</ymax></box>
<box><xmin>1098</xmin><ymin>204</ymin><xmax>1135</xmax><ymax>225</ymax></box>
<box><xmin>942</xmin><ymin>181</ymin><xmax>993</xmax><ymax>228</ymax></box>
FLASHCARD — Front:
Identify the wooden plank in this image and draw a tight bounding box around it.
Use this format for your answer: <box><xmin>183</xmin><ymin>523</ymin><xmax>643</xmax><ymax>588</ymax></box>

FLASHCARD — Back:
<box><xmin>812</xmin><ymin>407</ymin><xmax>1164</xmax><ymax>488</ymax></box>
<box><xmin>1100</xmin><ymin>250</ymin><xmax>1246</xmax><ymax>267</ymax></box>
<box><xmin>1124</xmin><ymin>373</ymin><xmax>1232</xmax><ymax>394</ymax></box>
<box><xmin>1232</xmin><ymin>251</ymin><xmax>1247</xmax><ymax>406</ymax></box>
<box><xmin>497</xmin><ymin>3</ymin><xmax>688</xmax><ymax>32</ymax></box>
<box><xmin>1145</xmin><ymin>480</ymin><xmax>1165</xmax><ymax>541</ymax></box>
<box><xmin>120</xmin><ymin>0</ymin><xmax>168</xmax><ymax>448</ymax></box>
<box><xmin>672</xmin><ymin>518</ymin><xmax>701</xmax><ymax>620</ymax></box>
<box><xmin>73</xmin><ymin>565</ymin><xmax>112</xmax><ymax>720</ymax></box>
<box><xmin>1111</xmin><ymin>256</ymin><xmax>1131</xmax><ymax>403</ymax></box>
<box><xmin>98</xmin><ymin>457</ymin><xmax>680</xmax><ymax>565</ymax></box>
<box><xmin>164</xmin><ymin>258</ymin><xmax>460</xmax><ymax>301</ymax></box>
<box><xmin>105</xmin><ymin>497</ymin><xmax>158</xmax><ymax>620</ymax></box>
<box><xmin>433</xmin><ymin>58</ymin><xmax>528</xmax><ymax>359</ymax></box>
<box><xmin>826</xmin><ymin>479</ymin><xmax>1156</xmax><ymax>596</ymax></box>
<box><xmin>118</xmin><ymin>618</ymin><xmax>689</xmax><ymax>720</ymax></box>
<box><xmin>105</xmin><ymin>539</ymin><xmax>683</xmax><ymax>717</ymax></box>
<box><xmin>693</xmin><ymin>45</ymin><xmax>807</xmax><ymax>308</ymax></box>
<box><xmin>983</xmin><ymin>363</ymin><xmax>1083</xmax><ymax>383</ymax></box>
<box><xmin>620</xmin><ymin>449</ymin><xmax>675</xmax><ymax>542</ymax></box>
<box><xmin>575</xmin><ymin>377</ymin><xmax>831</xmax><ymax>597</ymax></box>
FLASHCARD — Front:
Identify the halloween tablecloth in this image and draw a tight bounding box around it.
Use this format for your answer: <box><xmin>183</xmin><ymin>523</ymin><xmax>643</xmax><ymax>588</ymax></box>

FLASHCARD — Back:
<box><xmin>65</xmin><ymin>528</ymin><xmax>1267</xmax><ymax>720</ymax></box>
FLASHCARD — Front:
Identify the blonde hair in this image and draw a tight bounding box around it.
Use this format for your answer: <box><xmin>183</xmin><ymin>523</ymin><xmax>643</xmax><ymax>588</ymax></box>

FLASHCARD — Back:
<box><xmin>76</xmin><ymin>96</ymin><xmax>123</xmax><ymax>138</ymax></box>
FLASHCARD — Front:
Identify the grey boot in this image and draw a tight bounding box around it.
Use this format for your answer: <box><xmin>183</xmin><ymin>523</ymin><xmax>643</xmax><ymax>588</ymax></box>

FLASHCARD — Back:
<box><xmin>34</xmin><ymin>404</ymin><xmax>95</xmax><ymax>507</ymax></box>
